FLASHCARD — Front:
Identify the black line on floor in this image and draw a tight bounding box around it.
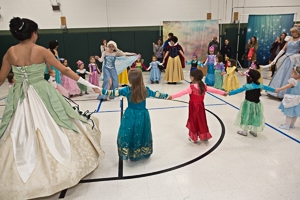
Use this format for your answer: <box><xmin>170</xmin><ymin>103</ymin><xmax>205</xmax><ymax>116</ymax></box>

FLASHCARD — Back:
<box><xmin>58</xmin><ymin>189</ymin><xmax>67</xmax><ymax>199</ymax></box>
<box><xmin>118</xmin><ymin>99</ymin><xmax>124</xmax><ymax>178</ymax></box>
<box><xmin>77</xmin><ymin>100</ymin><xmax>225</xmax><ymax>184</ymax></box>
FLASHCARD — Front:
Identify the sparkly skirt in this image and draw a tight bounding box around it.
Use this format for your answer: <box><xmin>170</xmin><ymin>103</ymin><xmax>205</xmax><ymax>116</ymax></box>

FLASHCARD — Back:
<box><xmin>234</xmin><ymin>100</ymin><xmax>265</xmax><ymax>132</ymax></box>
<box><xmin>118</xmin><ymin>108</ymin><xmax>152</xmax><ymax>161</ymax></box>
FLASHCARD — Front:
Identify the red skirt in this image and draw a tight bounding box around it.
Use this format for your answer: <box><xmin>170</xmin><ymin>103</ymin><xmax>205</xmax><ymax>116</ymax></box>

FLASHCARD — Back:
<box><xmin>186</xmin><ymin>101</ymin><xmax>212</xmax><ymax>142</ymax></box>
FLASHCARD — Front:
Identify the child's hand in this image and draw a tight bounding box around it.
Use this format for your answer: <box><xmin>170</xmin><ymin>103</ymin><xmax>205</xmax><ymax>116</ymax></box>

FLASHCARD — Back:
<box><xmin>223</xmin><ymin>92</ymin><xmax>229</xmax><ymax>96</ymax></box>
<box><xmin>221</xmin><ymin>72</ymin><xmax>226</xmax><ymax>76</ymax></box>
<box><xmin>274</xmin><ymin>88</ymin><xmax>281</xmax><ymax>93</ymax></box>
<box><xmin>93</xmin><ymin>88</ymin><xmax>102</xmax><ymax>93</ymax></box>
<box><xmin>95</xmin><ymin>56</ymin><xmax>99</xmax><ymax>60</ymax></box>
<box><xmin>167</xmin><ymin>96</ymin><xmax>172</xmax><ymax>100</ymax></box>
<box><xmin>213</xmin><ymin>67</ymin><xmax>216</xmax><ymax>69</ymax></box>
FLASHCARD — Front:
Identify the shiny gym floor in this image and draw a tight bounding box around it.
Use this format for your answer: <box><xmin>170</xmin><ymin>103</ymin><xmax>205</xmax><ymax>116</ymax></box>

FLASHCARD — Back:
<box><xmin>0</xmin><ymin>67</ymin><xmax>299</xmax><ymax>200</ymax></box>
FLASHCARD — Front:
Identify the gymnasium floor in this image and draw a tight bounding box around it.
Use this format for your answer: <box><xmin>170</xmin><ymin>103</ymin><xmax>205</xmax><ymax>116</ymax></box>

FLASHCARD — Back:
<box><xmin>0</xmin><ymin>68</ymin><xmax>300</xmax><ymax>200</ymax></box>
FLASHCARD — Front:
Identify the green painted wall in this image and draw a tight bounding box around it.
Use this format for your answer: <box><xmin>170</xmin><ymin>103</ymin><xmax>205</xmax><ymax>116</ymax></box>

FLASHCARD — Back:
<box><xmin>0</xmin><ymin>23</ymin><xmax>263</xmax><ymax>71</ymax></box>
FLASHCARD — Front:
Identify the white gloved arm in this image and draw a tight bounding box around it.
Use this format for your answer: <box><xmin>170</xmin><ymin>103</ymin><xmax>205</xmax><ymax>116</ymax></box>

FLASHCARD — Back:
<box><xmin>77</xmin><ymin>77</ymin><xmax>100</xmax><ymax>89</ymax></box>
<box><xmin>272</xmin><ymin>50</ymin><xmax>285</xmax><ymax>64</ymax></box>
<box><xmin>261</xmin><ymin>64</ymin><xmax>272</xmax><ymax>69</ymax></box>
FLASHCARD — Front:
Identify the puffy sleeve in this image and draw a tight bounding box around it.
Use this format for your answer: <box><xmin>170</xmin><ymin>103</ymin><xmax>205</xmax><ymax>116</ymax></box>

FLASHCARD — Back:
<box><xmin>206</xmin><ymin>87</ymin><xmax>225</xmax><ymax>95</ymax></box>
<box><xmin>147</xmin><ymin>87</ymin><xmax>169</xmax><ymax>99</ymax></box>
<box><xmin>186</xmin><ymin>61</ymin><xmax>192</xmax><ymax>65</ymax></box>
<box><xmin>171</xmin><ymin>86</ymin><xmax>192</xmax><ymax>99</ymax></box>
<box><xmin>220</xmin><ymin>63</ymin><xmax>225</xmax><ymax>72</ymax></box>
<box><xmin>101</xmin><ymin>87</ymin><xmax>129</xmax><ymax>97</ymax></box>
<box><xmin>288</xmin><ymin>78</ymin><xmax>298</xmax><ymax>87</ymax></box>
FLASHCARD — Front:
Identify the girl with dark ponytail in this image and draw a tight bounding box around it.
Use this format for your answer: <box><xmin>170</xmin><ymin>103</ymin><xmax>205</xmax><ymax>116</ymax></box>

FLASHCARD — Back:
<box><xmin>45</xmin><ymin>39</ymin><xmax>61</xmax><ymax>83</ymax></box>
<box><xmin>168</xmin><ymin>69</ymin><xmax>225</xmax><ymax>142</ymax></box>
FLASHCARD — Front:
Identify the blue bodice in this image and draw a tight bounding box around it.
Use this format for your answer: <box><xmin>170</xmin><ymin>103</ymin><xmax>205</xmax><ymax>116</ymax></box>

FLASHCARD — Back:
<box><xmin>288</xmin><ymin>81</ymin><xmax>300</xmax><ymax>95</ymax></box>
<box><xmin>101</xmin><ymin>86</ymin><xmax>169</xmax><ymax>110</ymax></box>
<box><xmin>286</xmin><ymin>41</ymin><xmax>300</xmax><ymax>56</ymax></box>
<box><xmin>150</xmin><ymin>61</ymin><xmax>160</xmax><ymax>69</ymax></box>
<box><xmin>104</xmin><ymin>55</ymin><xmax>116</xmax><ymax>69</ymax></box>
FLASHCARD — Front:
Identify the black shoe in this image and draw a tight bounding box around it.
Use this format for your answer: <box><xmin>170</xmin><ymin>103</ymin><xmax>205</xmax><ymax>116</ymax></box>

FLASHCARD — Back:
<box><xmin>156</xmin><ymin>81</ymin><xmax>159</xmax><ymax>84</ymax></box>
<box><xmin>151</xmin><ymin>80</ymin><xmax>154</xmax><ymax>84</ymax></box>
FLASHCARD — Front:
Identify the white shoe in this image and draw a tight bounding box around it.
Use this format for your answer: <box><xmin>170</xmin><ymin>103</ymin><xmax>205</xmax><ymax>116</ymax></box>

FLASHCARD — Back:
<box><xmin>237</xmin><ymin>130</ymin><xmax>247</xmax><ymax>136</ymax></box>
<box><xmin>188</xmin><ymin>136</ymin><xmax>197</xmax><ymax>143</ymax></box>
<box><xmin>249</xmin><ymin>131</ymin><xmax>257</xmax><ymax>137</ymax></box>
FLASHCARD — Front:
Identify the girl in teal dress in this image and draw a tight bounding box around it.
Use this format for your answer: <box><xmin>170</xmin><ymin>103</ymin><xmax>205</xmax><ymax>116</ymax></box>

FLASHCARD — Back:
<box><xmin>96</xmin><ymin>68</ymin><xmax>169</xmax><ymax>161</ymax></box>
<box><xmin>45</xmin><ymin>40</ymin><xmax>61</xmax><ymax>83</ymax></box>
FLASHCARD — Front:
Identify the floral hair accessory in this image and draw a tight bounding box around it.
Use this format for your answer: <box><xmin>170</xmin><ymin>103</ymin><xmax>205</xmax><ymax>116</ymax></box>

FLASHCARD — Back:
<box><xmin>138</xmin><ymin>54</ymin><xmax>142</xmax><ymax>58</ymax></box>
<box><xmin>77</xmin><ymin>60</ymin><xmax>83</xmax><ymax>66</ymax></box>
<box><xmin>250</xmin><ymin>62</ymin><xmax>257</xmax><ymax>69</ymax></box>
<box><xmin>209</xmin><ymin>46</ymin><xmax>214</xmax><ymax>51</ymax></box>
<box><xmin>193</xmin><ymin>53</ymin><xmax>197</xmax><ymax>58</ymax></box>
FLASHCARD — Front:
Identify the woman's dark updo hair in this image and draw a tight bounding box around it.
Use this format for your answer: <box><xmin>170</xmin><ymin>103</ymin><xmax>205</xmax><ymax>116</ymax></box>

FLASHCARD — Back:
<box><xmin>9</xmin><ymin>17</ymin><xmax>38</xmax><ymax>41</ymax></box>
<box><xmin>49</xmin><ymin>40</ymin><xmax>59</xmax><ymax>55</ymax></box>
<box><xmin>168</xmin><ymin>36</ymin><xmax>178</xmax><ymax>43</ymax></box>
<box><xmin>247</xmin><ymin>69</ymin><xmax>260</xmax><ymax>85</ymax></box>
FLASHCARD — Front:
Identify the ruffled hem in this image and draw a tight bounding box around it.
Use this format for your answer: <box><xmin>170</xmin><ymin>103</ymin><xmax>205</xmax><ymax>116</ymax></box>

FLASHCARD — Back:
<box><xmin>186</xmin><ymin>121</ymin><xmax>212</xmax><ymax>142</ymax></box>
<box><xmin>234</xmin><ymin>100</ymin><xmax>265</xmax><ymax>132</ymax></box>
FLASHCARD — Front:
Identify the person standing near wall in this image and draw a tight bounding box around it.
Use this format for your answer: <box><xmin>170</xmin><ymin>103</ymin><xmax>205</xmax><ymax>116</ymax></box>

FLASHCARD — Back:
<box><xmin>245</xmin><ymin>36</ymin><xmax>258</xmax><ymax>68</ymax></box>
<box><xmin>100</xmin><ymin>39</ymin><xmax>108</xmax><ymax>54</ymax></box>
<box><xmin>163</xmin><ymin>33</ymin><xmax>174</xmax><ymax>49</ymax></box>
<box><xmin>220</xmin><ymin>39</ymin><xmax>233</xmax><ymax>62</ymax></box>
<box><xmin>269</xmin><ymin>32</ymin><xmax>287</xmax><ymax>77</ymax></box>
<box><xmin>45</xmin><ymin>40</ymin><xmax>61</xmax><ymax>83</ymax></box>
<box><xmin>207</xmin><ymin>36</ymin><xmax>220</xmax><ymax>54</ymax></box>
<box><xmin>153</xmin><ymin>38</ymin><xmax>164</xmax><ymax>63</ymax></box>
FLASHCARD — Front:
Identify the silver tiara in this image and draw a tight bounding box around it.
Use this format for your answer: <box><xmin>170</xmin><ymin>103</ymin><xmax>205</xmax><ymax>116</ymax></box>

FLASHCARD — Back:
<box><xmin>294</xmin><ymin>26</ymin><xmax>300</xmax><ymax>31</ymax></box>
<box><xmin>18</xmin><ymin>22</ymin><xmax>24</xmax><ymax>30</ymax></box>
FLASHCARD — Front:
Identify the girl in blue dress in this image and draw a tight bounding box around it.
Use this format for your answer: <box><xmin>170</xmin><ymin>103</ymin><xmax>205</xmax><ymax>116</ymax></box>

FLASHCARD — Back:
<box><xmin>148</xmin><ymin>55</ymin><xmax>161</xmax><ymax>84</ymax></box>
<box><xmin>95</xmin><ymin>68</ymin><xmax>169</xmax><ymax>161</ymax></box>
<box><xmin>204</xmin><ymin>46</ymin><xmax>216</xmax><ymax>86</ymax></box>
<box><xmin>186</xmin><ymin>53</ymin><xmax>202</xmax><ymax>72</ymax></box>
<box><xmin>95</xmin><ymin>41</ymin><xmax>137</xmax><ymax>101</ymax></box>
<box><xmin>45</xmin><ymin>40</ymin><xmax>61</xmax><ymax>83</ymax></box>
<box><xmin>277</xmin><ymin>66</ymin><xmax>300</xmax><ymax>130</ymax></box>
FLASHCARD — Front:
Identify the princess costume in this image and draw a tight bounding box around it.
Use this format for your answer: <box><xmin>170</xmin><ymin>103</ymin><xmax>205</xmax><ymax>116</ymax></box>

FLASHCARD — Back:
<box><xmin>61</xmin><ymin>66</ymin><xmax>81</xmax><ymax>96</ymax></box>
<box><xmin>88</xmin><ymin>63</ymin><xmax>100</xmax><ymax>86</ymax></box>
<box><xmin>0</xmin><ymin>63</ymin><xmax>104</xmax><ymax>199</ymax></box>
<box><xmin>213</xmin><ymin>62</ymin><xmax>225</xmax><ymax>90</ymax></box>
<box><xmin>204</xmin><ymin>47</ymin><xmax>216</xmax><ymax>86</ymax></box>
<box><xmin>223</xmin><ymin>66</ymin><xmax>241</xmax><ymax>91</ymax></box>
<box><xmin>99</xmin><ymin>87</ymin><xmax>169</xmax><ymax>160</ymax></box>
<box><xmin>229</xmin><ymin>82</ymin><xmax>276</xmax><ymax>133</ymax></box>
<box><xmin>279</xmin><ymin>77</ymin><xmax>300</xmax><ymax>128</ymax></box>
<box><xmin>267</xmin><ymin>37</ymin><xmax>300</xmax><ymax>98</ymax></box>
<box><xmin>148</xmin><ymin>61</ymin><xmax>161</xmax><ymax>83</ymax></box>
<box><xmin>48</xmin><ymin>76</ymin><xmax>70</xmax><ymax>97</ymax></box>
<box><xmin>171</xmin><ymin>84</ymin><xmax>225</xmax><ymax>142</ymax></box>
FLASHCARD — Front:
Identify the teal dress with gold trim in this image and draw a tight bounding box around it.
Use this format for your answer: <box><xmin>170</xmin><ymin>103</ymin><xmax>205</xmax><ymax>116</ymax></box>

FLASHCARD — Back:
<box><xmin>101</xmin><ymin>86</ymin><xmax>169</xmax><ymax>161</ymax></box>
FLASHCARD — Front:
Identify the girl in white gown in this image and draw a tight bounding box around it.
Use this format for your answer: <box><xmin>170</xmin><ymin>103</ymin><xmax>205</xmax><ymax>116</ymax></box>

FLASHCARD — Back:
<box><xmin>0</xmin><ymin>17</ymin><xmax>104</xmax><ymax>200</ymax></box>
